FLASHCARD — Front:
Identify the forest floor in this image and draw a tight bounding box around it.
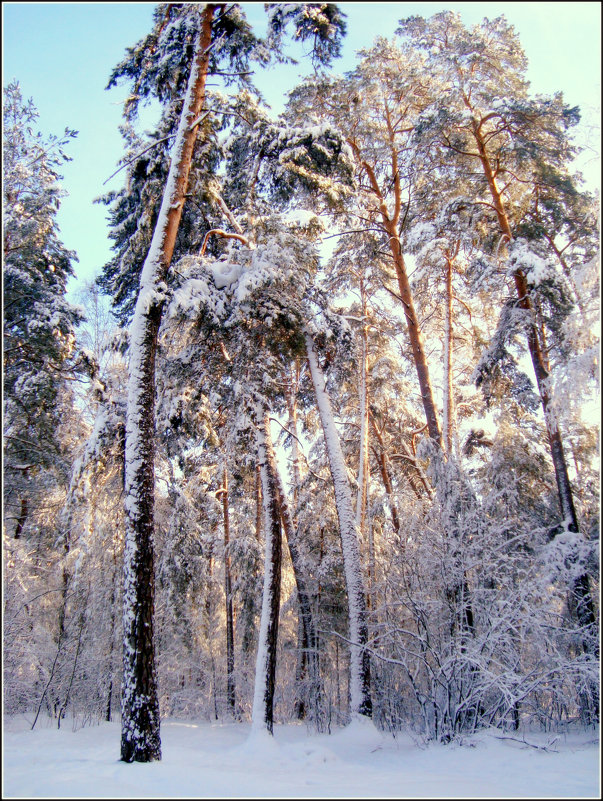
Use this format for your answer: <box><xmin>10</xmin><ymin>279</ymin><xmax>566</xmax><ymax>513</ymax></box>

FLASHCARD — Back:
<box><xmin>2</xmin><ymin>713</ymin><xmax>600</xmax><ymax>799</ymax></box>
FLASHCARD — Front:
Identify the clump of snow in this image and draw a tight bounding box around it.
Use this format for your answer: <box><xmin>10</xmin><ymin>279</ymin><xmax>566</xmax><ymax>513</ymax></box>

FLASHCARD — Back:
<box><xmin>406</xmin><ymin>221</ymin><xmax>437</xmax><ymax>250</ymax></box>
<box><xmin>285</xmin><ymin>209</ymin><xmax>320</xmax><ymax>226</ymax></box>
<box><xmin>208</xmin><ymin>260</ymin><xmax>243</xmax><ymax>289</ymax></box>
<box><xmin>328</xmin><ymin>714</ymin><xmax>384</xmax><ymax>749</ymax></box>
<box><xmin>508</xmin><ymin>238</ymin><xmax>552</xmax><ymax>285</ymax></box>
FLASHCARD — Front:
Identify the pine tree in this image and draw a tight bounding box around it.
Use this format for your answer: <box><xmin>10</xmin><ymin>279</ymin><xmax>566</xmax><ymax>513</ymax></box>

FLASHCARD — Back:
<box><xmin>286</xmin><ymin>42</ymin><xmax>444</xmax><ymax>446</ymax></box>
<box><xmin>117</xmin><ymin>3</ymin><xmax>217</xmax><ymax>763</ymax></box>
<box><xmin>397</xmin><ymin>12</ymin><xmax>598</xmax><ymax>687</ymax></box>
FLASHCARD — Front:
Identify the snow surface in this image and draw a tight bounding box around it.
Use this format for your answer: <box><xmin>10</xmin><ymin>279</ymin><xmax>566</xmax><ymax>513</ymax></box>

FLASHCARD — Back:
<box><xmin>3</xmin><ymin>715</ymin><xmax>599</xmax><ymax>799</ymax></box>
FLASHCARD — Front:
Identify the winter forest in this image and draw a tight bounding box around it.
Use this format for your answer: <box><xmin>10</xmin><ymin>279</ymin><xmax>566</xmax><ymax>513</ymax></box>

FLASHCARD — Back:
<box><xmin>3</xmin><ymin>0</ymin><xmax>600</xmax><ymax>785</ymax></box>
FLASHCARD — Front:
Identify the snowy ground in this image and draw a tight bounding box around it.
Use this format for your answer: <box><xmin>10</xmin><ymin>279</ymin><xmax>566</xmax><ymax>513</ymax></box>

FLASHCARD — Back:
<box><xmin>3</xmin><ymin>714</ymin><xmax>600</xmax><ymax>799</ymax></box>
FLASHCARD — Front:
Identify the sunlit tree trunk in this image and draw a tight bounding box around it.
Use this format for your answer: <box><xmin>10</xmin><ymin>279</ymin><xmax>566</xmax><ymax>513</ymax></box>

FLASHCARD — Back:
<box><xmin>346</xmin><ymin>136</ymin><xmax>443</xmax><ymax>447</ymax></box>
<box><xmin>443</xmin><ymin>257</ymin><xmax>455</xmax><ymax>457</ymax></box>
<box><xmin>355</xmin><ymin>280</ymin><xmax>370</xmax><ymax>536</ymax></box>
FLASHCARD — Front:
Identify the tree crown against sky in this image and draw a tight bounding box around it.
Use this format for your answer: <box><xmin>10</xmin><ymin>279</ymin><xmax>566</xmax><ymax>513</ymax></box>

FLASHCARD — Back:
<box><xmin>1</xmin><ymin>2</ymin><xmax>599</xmax><ymax>298</ymax></box>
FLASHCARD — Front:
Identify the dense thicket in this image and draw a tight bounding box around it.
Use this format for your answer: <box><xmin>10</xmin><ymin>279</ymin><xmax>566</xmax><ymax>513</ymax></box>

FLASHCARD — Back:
<box><xmin>3</xmin><ymin>6</ymin><xmax>599</xmax><ymax>751</ymax></box>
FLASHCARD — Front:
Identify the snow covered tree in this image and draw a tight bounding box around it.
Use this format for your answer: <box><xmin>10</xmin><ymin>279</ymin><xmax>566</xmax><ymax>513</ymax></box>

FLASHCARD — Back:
<box><xmin>2</xmin><ymin>83</ymin><xmax>98</xmax><ymax>723</ymax></box>
<box><xmin>398</xmin><ymin>11</ymin><xmax>598</xmax><ymax>690</ymax></box>
<box><xmin>118</xmin><ymin>7</ymin><xmax>215</xmax><ymax>762</ymax></box>
<box><xmin>9</xmin><ymin>1</ymin><xmax>598</xmax><ymax>747</ymax></box>
<box><xmin>99</xmin><ymin>3</ymin><xmax>349</xmax><ymax>759</ymax></box>
<box><xmin>305</xmin><ymin>329</ymin><xmax>373</xmax><ymax>719</ymax></box>
<box><xmin>3</xmin><ymin>80</ymin><xmax>83</xmax><ymax>543</ymax></box>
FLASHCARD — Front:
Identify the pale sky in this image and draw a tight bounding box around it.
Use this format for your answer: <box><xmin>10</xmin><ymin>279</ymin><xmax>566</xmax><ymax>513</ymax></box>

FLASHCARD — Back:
<box><xmin>3</xmin><ymin>2</ymin><xmax>601</xmax><ymax>296</ymax></box>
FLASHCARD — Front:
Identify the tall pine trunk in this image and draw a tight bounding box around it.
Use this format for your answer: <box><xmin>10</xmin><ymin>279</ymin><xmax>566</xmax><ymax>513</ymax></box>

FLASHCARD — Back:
<box><xmin>120</xmin><ymin>5</ymin><xmax>216</xmax><ymax>763</ymax></box>
<box><xmin>251</xmin><ymin>408</ymin><xmax>282</xmax><ymax>735</ymax></box>
<box><xmin>355</xmin><ymin>280</ymin><xmax>370</xmax><ymax>535</ymax></box>
<box><xmin>388</xmin><ymin>233</ymin><xmax>443</xmax><ymax>447</ymax></box>
<box><xmin>305</xmin><ymin>331</ymin><xmax>372</xmax><ymax>720</ymax></box>
<box><xmin>347</xmin><ymin>139</ymin><xmax>442</xmax><ymax>447</ymax></box>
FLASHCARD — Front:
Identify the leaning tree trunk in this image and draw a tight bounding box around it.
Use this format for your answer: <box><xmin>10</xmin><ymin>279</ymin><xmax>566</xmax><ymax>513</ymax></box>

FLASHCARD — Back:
<box><xmin>472</xmin><ymin>122</ymin><xmax>597</xmax><ymax>665</ymax></box>
<box><xmin>120</xmin><ymin>4</ymin><xmax>216</xmax><ymax>763</ymax></box>
<box><xmin>305</xmin><ymin>331</ymin><xmax>372</xmax><ymax>720</ymax></box>
<box><xmin>251</xmin><ymin>407</ymin><xmax>282</xmax><ymax>735</ymax></box>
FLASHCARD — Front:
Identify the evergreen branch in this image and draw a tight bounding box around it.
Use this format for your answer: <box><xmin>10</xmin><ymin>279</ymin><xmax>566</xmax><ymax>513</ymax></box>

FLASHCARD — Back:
<box><xmin>102</xmin><ymin>134</ymin><xmax>176</xmax><ymax>186</ymax></box>
<box><xmin>322</xmin><ymin>227</ymin><xmax>385</xmax><ymax>240</ymax></box>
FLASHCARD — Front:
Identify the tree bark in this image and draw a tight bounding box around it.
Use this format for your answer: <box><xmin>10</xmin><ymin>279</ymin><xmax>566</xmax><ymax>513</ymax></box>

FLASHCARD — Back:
<box><xmin>305</xmin><ymin>331</ymin><xmax>372</xmax><ymax>719</ymax></box>
<box><xmin>219</xmin><ymin>468</ymin><xmax>236</xmax><ymax>716</ymax></box>
<box><xmin>389</xmin><ymin>233</ymin><xmax>443</xmax><ymax>447</ymax></box>
<box><xmin>368</xmin><ymin>413</ymin><xmax>401</xmax><ymax>534</ymax></box>
<box><xmin>14</xmin><ymin>496</ymin><xmax>28</xmax><ymax>539</ymax></box>
<box><xmin>120</xmin><ymin>5</ymin><xmax>216</xmax><ymax>763</ymax></box>
<box><xmin>251</xmin><ymin>408</ymin><xmax>282</xmax><ymax>735</ymax></box>
<box><xmin>355</xmin><ymin>280</ymin><xmax>370</xmax><ymax>535</ymax></box>
<box><xmin>443</xmin><ymin>257</ymin><xmax>455</xmax><ymax>456</ymax></box>
<box><xmin>347</xmin><ymin>139</ymin><xmax>442</xmax><ymax>447</ymax></box>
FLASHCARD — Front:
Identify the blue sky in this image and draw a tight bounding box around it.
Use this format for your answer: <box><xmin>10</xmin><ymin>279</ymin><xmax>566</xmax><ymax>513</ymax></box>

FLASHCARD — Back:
<box><xmin>3</xmin><ymin>2</ymin><xmax>601</xmax><ymax>297</ymax></box>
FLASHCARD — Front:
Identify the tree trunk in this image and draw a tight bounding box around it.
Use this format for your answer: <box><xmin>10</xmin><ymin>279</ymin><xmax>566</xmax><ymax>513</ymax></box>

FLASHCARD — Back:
<box><xmin>251</xmin><ymin>408</ymin><xmax>282</xmax><ymax>735</ymax></box>
<box><xmin>14</xmin><ymin>496</ymin><xmax>28</xmax><ymax>539</ymax></box>
<box><xmin>220</xmin><ymin>468</ymin><xmax>236</xmax><ymax>717</ymax></box>
<box><xmin>346</xmin><ymin>136</ymin><xmax>442</xmax><ymax>446</ymax></box>
<box><xmin>389</xmin><ymin>234</ymin><xmax>443</xmax><ymax>447</ymax></box>
<box><xmin>305</xmin><ymin>331</ymin><xmax>372</xmax><ymax>719</ymax></box>
<box><xmin>273</xmin><ymin>458</ymin><xmax>321</xmax><ymax>726</ymax></box>
<box><xmin>282</xmin><ymin>361</ymin><xmax>312</xmax><ymax>719</ymax></box>
<box><xmin>443</xmin><ymin>257</ymin><xmax>455</xmax><ymax>456</ymax></box>
<box><xmin>368</xmin><ymin>413</ymin><xmax>401</xmax><ymax>535</ymax></box>
<box><xmin>255</xmin><ymin>463</ymin><xmax>263</xmax><ymax>540</ymax></box>
<box><xmin>240</xmin><ymin>462</ymin><xmax>263</xmax><ymax>659</ymax></box>
<box><xmin>284</xmin><ymin>361</ymin><xmax>303</xmax><ymax>503</ymax></box>
<box><xmin>120</xmin><ymin>5</ymin><xmax>216</xmax><ymax>763</ymax></box>
<box><xmin>355</xmin><ymin>280</ymin><xmax>370</xmax><ymax>535</ymax></box>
